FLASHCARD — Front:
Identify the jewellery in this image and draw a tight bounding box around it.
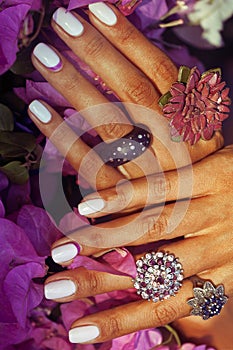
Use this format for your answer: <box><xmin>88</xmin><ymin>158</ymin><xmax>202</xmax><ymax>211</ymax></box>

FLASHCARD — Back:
<box><xmin>159</xmin><ymin>66</ymin><xmax>231</xmax><ymax>145</ymax></box>
<box><xmin>97</xmin><ymin>124</ymin><xmax>152</xmax><ymax>167</ymax></box>
<box><xmin>187</xmin><ymin>279</ymin><xmax>228</xmax><ymax>320</ymax></box>
<box><xmin>133</xmin><ymin>251</ymin><xmax>184</xmax><ymax>302</ymax></box>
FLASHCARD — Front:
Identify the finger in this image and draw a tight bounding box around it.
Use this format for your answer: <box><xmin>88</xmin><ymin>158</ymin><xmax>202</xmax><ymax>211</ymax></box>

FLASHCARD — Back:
<box><xmin>68</xmin><ymin>280</ymin><xmax>192</xmax><ymax>343</ymax></box>
<box><xmin>51</xmin><ymin>7</ymin><xmax>160</xmax><ymax>111</ymax></box>
<box><xmin>32</xmin><ymin>42</ymin><xmax>133</xmax><ymax>142</ymax></box>
<box><xmin>50</xmin><ymin>193</ymin><xmax>227</xmax><ymax>258</ymax></box>
<box><xmin>88</xmin><ymin>3</ymin><xmax>177</xmax><ymax>94</ymax></box>
<box><xmin>88</xmin><ymin>3</ymin><xmax>224</xmax><ymax>162</ymax></box>
<box><xmin>67</xmin><ymin>259</ymin><xmax>233</xmax><ymax>344</ymax></box>
<box><xmin>28</xmin><ymin>100</ymin><xmax>124</xmax><ymax>189</ymax></box>
<box><xmin>48</xmin><ymin>230</ymin><xmax>232</xmax><ymax>302</ymax></box>
<box><xmin>44</xmin><ymin>266</ymin><xmax>132</xmax><ymax>302</ymax></box>
<box><xmin>78</xmin><ymin>147</ymin><xmax>230</xmax><ymax>217</ymax></box>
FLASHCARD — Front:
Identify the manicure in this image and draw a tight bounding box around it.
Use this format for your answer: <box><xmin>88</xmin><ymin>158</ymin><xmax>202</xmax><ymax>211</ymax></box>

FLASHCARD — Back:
<box><xmin>33</xmin><ymin>43</ymin><xmax>62</xmax><ymax>71</ymax></box>
<box><xmin>78</xmin><ymin>198</ymin><xmax>105</xmax><ymax>215</ymax></box>
<box><xmin>29</xmin><ymin>100</ymin><xmax>52</xmax><ymax>123</ymax></box>
<box><xmin>69</xmin><ymin>325</ymin><xmax>100</xmax><ymax>343</ymax></box>
<box><xmin>53</xmin><ymin>7</ymin><xmax>84</xmax><ymax>37</ymax></box>
<box><xmin>52</xmin><ymin>243</ymin><xmax>80</xmax><ymax>263</ymax></box>
<box><xmin>44</xmin><ymin>279</ymin><xmax>76</xmax><ymax>299</ymax></box>
<box><xmin>89</xmin><ymin>2</ymin><xmax>117</xmax><ymax>26</ymax></box>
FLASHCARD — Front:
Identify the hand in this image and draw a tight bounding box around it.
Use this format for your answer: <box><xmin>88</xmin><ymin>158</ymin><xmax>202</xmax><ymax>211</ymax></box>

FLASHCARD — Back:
<box><xmin>45</xmin><ymin>145</ymin><xmax>233</xmax><ymax>344</ymax></box>
<box><xmin>28</xmin><ymin>3</ymin><xmax>224</xmax><ymax>193</ymax></box>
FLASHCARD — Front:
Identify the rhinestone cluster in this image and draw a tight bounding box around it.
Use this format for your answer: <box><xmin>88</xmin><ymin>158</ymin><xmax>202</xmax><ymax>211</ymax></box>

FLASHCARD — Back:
<box><xmin>97</xmin><ymin>124</ymin><xmax>152</xmax><ymax>167</ymax></box>
<box><xmin>133</xmin><ymin>251</ymin><xmax>184</xmax><ymax>302</ymax></box>
<box><xmin>187</xmin><ymin>281</ymin><xmax>228</xmax><ymax>320</ymax></box>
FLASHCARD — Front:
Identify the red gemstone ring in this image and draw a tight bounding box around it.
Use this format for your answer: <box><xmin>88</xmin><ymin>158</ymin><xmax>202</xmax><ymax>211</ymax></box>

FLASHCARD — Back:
<box><xmin>133</xmin><ymin>251</ymin><xmax>184</xmax><ymax>302</ymax></box>
<box><xmin>159</xmin><ymin>66</ymin><xmax>231</xmax><ymax>145</ymax></box>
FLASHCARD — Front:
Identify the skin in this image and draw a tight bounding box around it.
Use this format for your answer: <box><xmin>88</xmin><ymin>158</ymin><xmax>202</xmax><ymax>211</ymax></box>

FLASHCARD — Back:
<box><xmin>27</xmin><ymin>3</ymin><xmax>233</xmax><ymax>347</ymax></box>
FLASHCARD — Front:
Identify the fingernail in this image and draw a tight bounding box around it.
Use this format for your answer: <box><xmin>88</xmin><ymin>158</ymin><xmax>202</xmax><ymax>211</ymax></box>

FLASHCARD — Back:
<box><xmin>53</xmin><ymin>7</ymin><xmax>84</xmax><ymax>37</ymax></box>
<box><xmin>44</xmin><ymin>280</ymin><xmax>76</xmax><ymax>299</ymax></box>
<box><xmin>89</xmin><ymin>2</ymin><xmax>117</xmax><ymax>26</ymax></box>
<box><xmin>29</xmin><ymin>100</ymin><xmax>52</xmax><ymax>123</ymax></box>
<box><xmin>33</xmin><ymin>43</ymin><xmax>62</xmax><ymax>71</ymax></box>
<box><xmin>52</xmin><ymin>243</ymin><xmax>80</xmax><ymax>263</ymax></box>
<box><xmin>69</xmin><ymin>325</ymin><xmax>100</xmax><ymax>343</ymax></box>
<box><xmin>78</xmin><ymin>198</ymin><xmax>105</xmax><ymax>215</ymax></box>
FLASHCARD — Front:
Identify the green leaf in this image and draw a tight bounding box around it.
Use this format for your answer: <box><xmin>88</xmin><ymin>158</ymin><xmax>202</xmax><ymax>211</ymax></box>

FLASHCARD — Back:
<box><xmin>0</xmin><ymin>131</ymin><xmax>36</xmax><ymax>153</ymax></box>
<box><xmin>0</xmin><ymin>143</ymin><xmax>28</xmax><ymax>158</ymax></box>
<box><xmin>0</xmin><ymin>161</ymin><xmax>29</xmax><ymax>184</ymax></box>
<box><xmin>178</xmin><ymin>66</ymin><xmax>191</xmax><ymax>84</ymax></box>
<box><xmin>201</xmin><ymin>67</ymin><xmax>222</xmax><ymax>78</ymax></box>
<box><xmin>0</xmin><ymin>104</ymin><xmax>14</xmax><ymax>131</ymax></box>
<box><xmin>10</xmin><ymin>45</ymin><xmax>35</xmax><ymax>75</ymax></box>
<box><xmin>158</xmin><ymin>92</ymin><xmax>172</xmax><ymax>107</ymax></box>
<box><xmin>171</xmin><ymin>135</ymin><xmax>182</xmax><ymax>142</ymax></box>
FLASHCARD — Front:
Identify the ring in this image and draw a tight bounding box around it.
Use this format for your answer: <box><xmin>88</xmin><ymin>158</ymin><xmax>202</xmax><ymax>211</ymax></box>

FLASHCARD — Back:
<box><xmin>159</xmin><ymin>66</ymin><xmax>231</xmax><ymax>145</ymax></box>
<box><xmin>187</xmin><ymin>279</ymin><xmax>228</xmax><ymax>320</ymax></box>
<box><xmin>97</xmin><ymin>124</ymin><xmax>152</xmax><ymax>167</ymax></box>
<box><xmin>133</xmin><ymin>251</ymin><xmax>184</xmax><ymax>302</ymax></box>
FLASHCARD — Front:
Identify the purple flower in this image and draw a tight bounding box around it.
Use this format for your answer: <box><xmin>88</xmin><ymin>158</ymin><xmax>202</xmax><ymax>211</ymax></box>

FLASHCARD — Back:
<box><xmin>0</xmin><ymin>0</ymin><xmax>42</xmax><ymax>75</ymax></box>
<box><xmin>0</xmin><ymin>218</ymin><xmax>46</xmax><ymax>347</ymax></box>
<box><xmin>17</xmin><ymin>204</ymin><xmax>62</xmax><ymax>256</ymax></box>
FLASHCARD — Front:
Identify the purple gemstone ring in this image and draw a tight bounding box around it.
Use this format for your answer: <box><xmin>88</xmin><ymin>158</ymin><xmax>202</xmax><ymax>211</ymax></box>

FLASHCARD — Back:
<box><xmin>97</xmin><ymin>124</ymin><xmax>152</xmax><ymax>167</ymax></box>
<box><xmin>133</xmin><ymin>251</ymin><xmax>184</xmax><ymax>302</ymax></box>
<box><xmin>187</xmin><ymin>279</ymin><xmax>228</xmax><ymax>320</ymax></box>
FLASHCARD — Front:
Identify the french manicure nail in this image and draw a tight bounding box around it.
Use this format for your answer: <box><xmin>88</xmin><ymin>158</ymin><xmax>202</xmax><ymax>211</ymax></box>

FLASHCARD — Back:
<box><xmin>53</xmin><ymin>7</ymin><xmax>84</xmax><ymax>37</ymax></box>
<box><xmin>88</xmin><ymin>2</ymin><xmax>117</xmax><ymax>26</ymax></box>
<box><xmin>52</xmin><ymin>243</ymin><xmax>80</xmax><ymax>263</ymax></box>
<box><xmin>69</xmin><ymin>325</ymin><xmax>100</xmax><ymax>343</ymax></box>
<box><xmin>78</xmin><ymin>198</ymin><xmax>105</xmax><ymax>215</ymax></box>
<box><xmin>33</xmin><ymin>43</ymin><xmax>62</xmax><ymax>71</ymax></box>
<box><xmin>44</xmin><ymin>280</ymin><xmax>76</xmax><ymax>299</ymax></box>
<box><xmin>29</xmin><ymin>100</ymin><xmax>52</xmax><ymax>123</ymax></box>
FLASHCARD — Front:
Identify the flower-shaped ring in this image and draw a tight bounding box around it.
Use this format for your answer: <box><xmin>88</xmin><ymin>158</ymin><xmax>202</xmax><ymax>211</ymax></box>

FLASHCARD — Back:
<box><xmin>159</xmin><ymin>66</ymin><xmax>231</xmax><ymax>145</ymax></box>
<box><xmin>187</xmin><ymin>280</ymin><xmax>228</xmax><ymax>320</ymax></box>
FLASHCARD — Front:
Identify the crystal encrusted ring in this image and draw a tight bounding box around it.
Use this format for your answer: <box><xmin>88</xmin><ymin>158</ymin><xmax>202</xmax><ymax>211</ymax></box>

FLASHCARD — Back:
<box><xmin>187</xmin><ymin>280</ymin><xmax>228</xmax><ymax>320</ymax></box>
<box><xmin>133</xmin><ymin>251</ymin><xmax>184</xmax><ymax>302</ymax></box>
<box><xmin>96</xmin><ymin>124</ymin><xmax>152</xmax><ymax>167</ymax></box>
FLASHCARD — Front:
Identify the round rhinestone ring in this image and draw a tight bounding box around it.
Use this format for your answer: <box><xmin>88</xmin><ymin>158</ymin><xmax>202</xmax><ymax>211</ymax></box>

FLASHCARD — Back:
<box><xmin>133</xmin><ymin>251</ymin><xmax>184</xmax><ymax>302</ymax></box>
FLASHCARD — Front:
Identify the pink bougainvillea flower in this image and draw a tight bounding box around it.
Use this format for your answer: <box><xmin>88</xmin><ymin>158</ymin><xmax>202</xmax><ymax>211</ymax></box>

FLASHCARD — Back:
<box><xmin>160</xmin><ymin>66</ymin><xmax>231</xmax><ymax>145</ymax></box>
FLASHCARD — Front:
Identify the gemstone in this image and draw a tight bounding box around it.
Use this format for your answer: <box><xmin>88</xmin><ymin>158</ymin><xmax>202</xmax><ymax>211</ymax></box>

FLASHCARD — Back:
<box><xmin>133</xmin><ymin>251</ymin><xmax>183</xmax><ymax>302</ymax></box>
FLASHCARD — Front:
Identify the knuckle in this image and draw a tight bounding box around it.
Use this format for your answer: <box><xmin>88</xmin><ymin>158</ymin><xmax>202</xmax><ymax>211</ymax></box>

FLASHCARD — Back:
<box><xmin>118</xmin><ymin>25</ymin><xmax>137</xmax><ymax>46</ymax></box>
<box><xmin>139</xmin><ymin>215</ymin><xmax>159</xmax><ymax>241</ymax></box>
<box><xmin>150</xmin><ymin>176</ymin><xmax>167</xmax><ymax>201</ymax></box>
<box><xmin>105</xmin><ymin>316</ymin><xmax>121</xmax><ymax>336</ymax></box>
<box><xmin>123</xmin><ymin>76</ymin><xmax>155</xmax><ymax>107</ymax></box>
<box><xmin>153</xmin><ymin>303</ymin><xmax>178</xmax><ymax>325</ymax></box>
<box><xmin>84</xmin><ymin>36</ymin><xmax>105</xmax><ymax>59</ymax></box>
<box><xmin>103</xmin><ymin>122</ymin><xmax>127</xmax><ymax>139</ymax></box>
<box><xmin>88</xmin><ymin>271</ymin><xmax>102</xmax><ymax>295</ymax></box>
<box><xmin>152</xmin><ymin>57</ymin><xmax>177</xmax><ymax>87</ymax></box>
<box><xmin>117</xmin><ymin>187</ymin><xmax>131</xmax><ymax>210</ymax></box>
<box><xmin>63</xmin><ymin>77</ymin><xmax>80</xmax><ymax>95</ymax></box>
<box><xmin>141</xmin><ymin>212</ymin><xmax>168</xmax><ymax>241</ymax></box>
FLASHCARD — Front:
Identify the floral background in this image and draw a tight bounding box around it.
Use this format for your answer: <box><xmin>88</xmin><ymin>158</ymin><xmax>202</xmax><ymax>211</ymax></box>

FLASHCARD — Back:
<box><xmin>0</xmin><ymin>0</ymin><xmax>232</xmax><ymax>349</ymax></box>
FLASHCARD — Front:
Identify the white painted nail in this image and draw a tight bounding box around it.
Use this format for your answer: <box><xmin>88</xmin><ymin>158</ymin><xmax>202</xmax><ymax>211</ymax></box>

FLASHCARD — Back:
<box><xmin>78</xmin><ymin>198</ymin><xmax>105</xmax><ymax>215</ymax></box>
<box><xmin>89</xmin><ymin>2</ymin><xmax>117</xmax><ymax>26</ymax></box>
<box><xmin>44</xmin><ymin>280</ymin><xmax>76</xmax><ymax>299</ymax></box>
<box><xmin>52</xmin><ymin>243</ymin><xmax>80</xmax><ymax>263</ymax></box>
<box><xmin>33</xmin><ymin>43</ymin><xmax>62</xmax><ymax>71</ymax></box>
<box><xmin>29</xmin><ymin>100</ymin><xmax>52</xmax><ymax>123</ymax></box>
<box><xmin>53</xmin><ymin>7</ymin><xmax>84</xmax><ymax>37</ymax></box>
<box><xmin>69</xmin><ymin>325</ymin><xmax>100</xmax><ymax>343</ymax></box>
